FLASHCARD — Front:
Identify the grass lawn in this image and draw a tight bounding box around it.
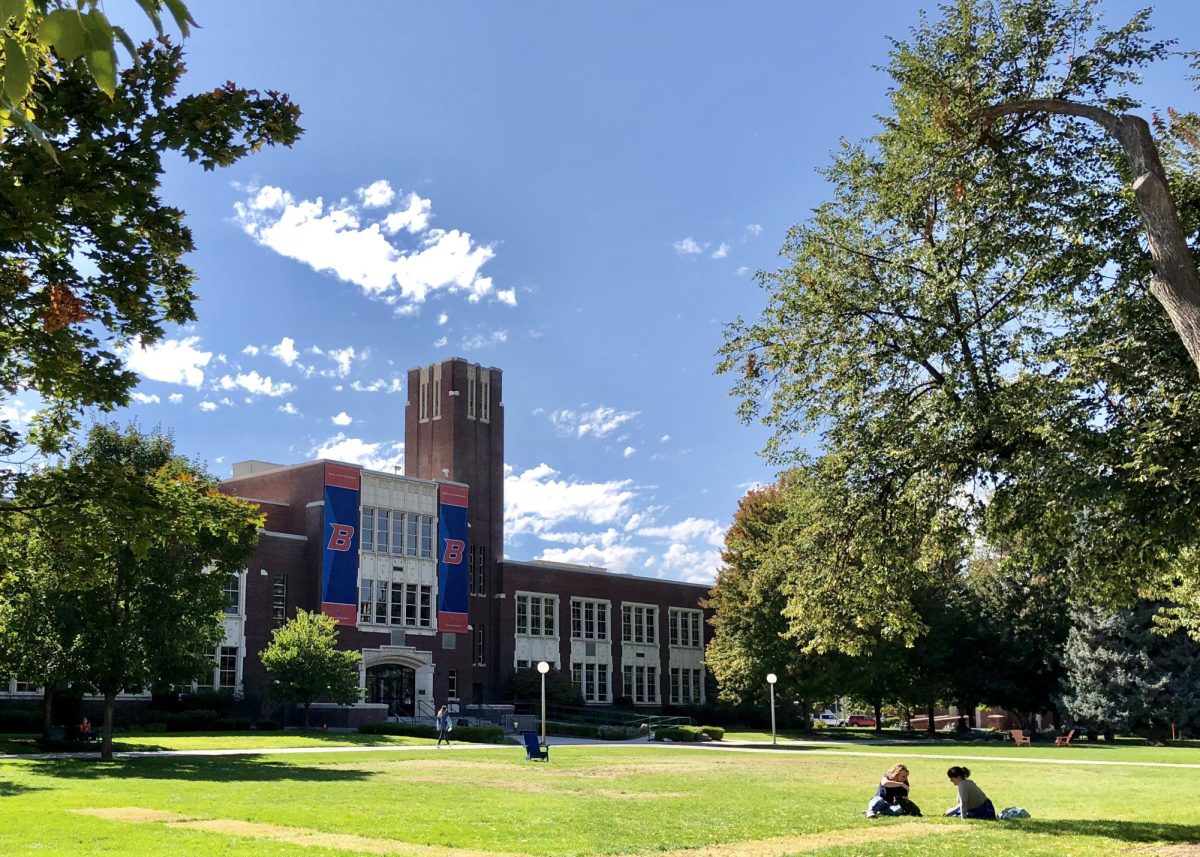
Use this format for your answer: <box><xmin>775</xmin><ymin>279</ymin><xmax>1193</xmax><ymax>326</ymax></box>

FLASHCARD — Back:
<box><xmin>2</xmin><ymin>739</ymin><xmax>1199</xmax><ymax>855</ymax></box>
<box><xmin>0</xmin><ymin>730</ymin><xmax>443</xmax><ymax>755</ymax></box>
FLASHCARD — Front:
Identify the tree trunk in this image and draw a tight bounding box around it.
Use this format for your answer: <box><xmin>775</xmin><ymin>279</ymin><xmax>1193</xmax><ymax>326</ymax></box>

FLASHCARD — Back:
<box><xmin>101</xmin><ymin>692</ymin><xmax>116</xmax><ymax>761</ymax></box>
<box><xmin>927</xmin><ymin>702</ymin><xmax>936</xmax><ymax>735</ymax></box>
<box><xmin>41</xmin><ymin>686</ymin><xmax>53</xmax><ymax>741</ymax></box>
<box><xmin>873</xmin><ymin>700</ymin><xmax>883</xmax><ymax>734</ymax></box>
<box><xmin>303</xmin><ymin>700</ymin><xmax>311</xmax><ymax>730</ymax></box>
<box><xmin>982</xmin><ymin>100</ymin><xmax>1200</xmax><ymax>378</ymax></box>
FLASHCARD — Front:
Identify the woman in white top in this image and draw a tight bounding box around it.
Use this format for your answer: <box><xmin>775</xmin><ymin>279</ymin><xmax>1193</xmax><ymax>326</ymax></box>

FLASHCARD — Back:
<box><xmin>943</xmin><ymin>766</ymin><xmax>996</xmax><ymax>819</ymax></box>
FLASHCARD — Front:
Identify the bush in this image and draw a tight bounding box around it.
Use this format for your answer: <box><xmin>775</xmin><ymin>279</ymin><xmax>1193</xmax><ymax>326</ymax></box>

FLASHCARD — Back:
<box><xmin>162</xmin><ymin>709</ymin><xmax>221</xmax><ymax>732</ymax></box>
<box><xmin>0</xmin><ymin>706</ymin><xmax>42</xmax><ymax>733</ymax></box>
<box><xmin>255</xmin><ymin>720</ymin><xmax>282</xmax><ymax>731</ymax></box>
<box><xmin>654</xmin><ymin>725</ymin><xmax>722</xmax><ymax>742</ymax></box>
<box><xmin>215</xmin><ymin>717</ymin><xmax>252</xmax><ymax>731</ymax></box>
<box><xmin>357</xmin><ymin>722</ymin><xmax>504</xmax><ymax>743</ymax></box>
<box><xmin>546</xmin><ymin>721</ymin><xmax>636</xmax><ymax>740</ymax></box>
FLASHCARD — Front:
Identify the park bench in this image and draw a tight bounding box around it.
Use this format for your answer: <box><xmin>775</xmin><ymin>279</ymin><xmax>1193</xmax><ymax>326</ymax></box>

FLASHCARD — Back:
<box><xmin>521</xmin><ymin>730</ymin><xmax>549</xmax><ymax>761</ymax></box>
<box><xmin>1009</xmin><ymin>729</ymin><xmax>1031</xmax><ymax>746</ymax></box>
<box><xmin>1055</xmin><ymin>729</ymin><xmax>1076</xmax><ymax>747</ymax></box>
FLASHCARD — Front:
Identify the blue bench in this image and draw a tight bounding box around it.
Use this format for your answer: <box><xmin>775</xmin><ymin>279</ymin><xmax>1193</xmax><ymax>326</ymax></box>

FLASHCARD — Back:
<box><xmin>521</xmin><ymin>730</ymin><xmax>548</xmax><ymax>761</ymax></box>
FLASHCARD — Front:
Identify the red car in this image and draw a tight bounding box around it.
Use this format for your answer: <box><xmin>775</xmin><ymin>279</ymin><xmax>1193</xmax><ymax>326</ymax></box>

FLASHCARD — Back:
<box><xmin>847</xmin><ymin>714</ymin><xmax>876</xmax><ymax>727</ymax></box>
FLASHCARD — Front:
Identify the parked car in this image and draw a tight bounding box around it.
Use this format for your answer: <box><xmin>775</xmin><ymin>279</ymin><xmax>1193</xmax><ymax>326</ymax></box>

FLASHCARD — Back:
<box><xmin>847</xmin><ymin>714</ymin><xmax>876</xmax><ymax>727</ymax></box>
<box><xmin>815</xmin><ymin>712</ymin><xmax>844</xmax><ymax>727</ymax></box>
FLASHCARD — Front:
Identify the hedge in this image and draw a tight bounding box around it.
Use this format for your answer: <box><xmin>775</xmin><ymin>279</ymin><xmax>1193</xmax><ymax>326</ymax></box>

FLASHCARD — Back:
<box><xmin>544</xmin><ymin>721</ymin><xmax>637</xmax><ymax>740</ymax></box>
<box><xmin>0</xmin><ymin>707</ymin><xmax>42</xmax><ymax>733</ymax></box>
<box><xmin>654</xmin><ymin>724</ymin><xmax>724</xmax><ymax>742</ymax></box>
<box><xmin>358</xmin><ymin>722</ymin><xmax>505</xmax><ymax>743</ymax></box>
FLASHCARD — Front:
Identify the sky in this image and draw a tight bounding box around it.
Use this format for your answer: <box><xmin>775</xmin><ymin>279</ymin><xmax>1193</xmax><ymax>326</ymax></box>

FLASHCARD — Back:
<box><xmin>25</xmin><ymin>1</ymin><xmax>1199</xmax><ymax>586</ymax></box>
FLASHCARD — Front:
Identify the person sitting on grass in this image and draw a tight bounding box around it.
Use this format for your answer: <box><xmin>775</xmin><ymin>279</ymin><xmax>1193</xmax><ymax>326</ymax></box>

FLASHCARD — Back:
<box><xmin>865</xmin><ymin>764</ymin><xmax>922</xmax><ymax>817</ymax></box>
<box><xmin>943</xmin><ymin>766</ymin><xmax>996</xmax><ymax>820</ymax></box>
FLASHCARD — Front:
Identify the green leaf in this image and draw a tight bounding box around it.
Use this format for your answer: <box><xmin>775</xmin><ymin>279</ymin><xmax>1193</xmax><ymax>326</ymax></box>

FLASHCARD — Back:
<box><xmin>39</xmin><ymin>9</ymin><xmax>87</xmax><ymax>61</ymax></box>
<box><xmin>81</xmin><ymin>10</ymin><xmax>116</xmax><ymax>97</ymax></box>
<box><xmin>133</xmin><ymin>0</ymin><xmax>164</xmax><ymax>37</ymax></box>
<box><xmin>111</xmin><ymin>25</ymin><xmax>138</xmax><ymax>65</ymax></box>
<box><xmin>0</xmin><ymin>0</ymin><xmax>25</xmax><ymax>26</ymax></box>
<box><xmin>2</xmin><ymin>36</ymin><xmax>31</xmax><ymax>104</ymax></box>
<box><xmin>161</xmin><ymin>0</ymin><xmax>197</xmax><ymax>39</ymax></box>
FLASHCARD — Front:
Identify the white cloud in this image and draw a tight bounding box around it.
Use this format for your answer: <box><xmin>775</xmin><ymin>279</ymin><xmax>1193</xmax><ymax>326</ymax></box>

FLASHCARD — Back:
<box><xmin>660</xmin><ymin>434</ymin><xmax>671</xmax><ymax>443</ymax></box>
<box><xmin>332</xmin><ymin>411</ymin><xmax>352</xmax><ymax>426</ymax></box>
<box><xmin>711</xmin><ymin>242</ymin><xmax>730</xmax><ymax>259</ymax></box>
<box><xmin>269</xmin><ymin>336</ymin><xmax>300</xmax><ymax>367</ymax></box>
<box><xmin>623</xmin><ymin>446</ymin><xmax>636</xmax><ymax>458</ymax></box>
<box><xmin>311</xmin><ymin>433</ymin><xmax>404</xmax><ymax>472</ymax></box>
<box><xmin>351</xmin><ymin>377</ymin><xmax>403</xmax><ymax>393</ymax></box>
<box><xmin>495</xmin><ymin>288</ymin><xmax>517</xmax><ymax>307</ymax></box>
<box><xmin>124</xmin><ymin>336</ymin><xmax>212</xmax><ymax>389</ymax></box>
<box><xmin>673</xmin><ymin>237</ymin><xmax>704</xmax><ymax>255</ymax></box>
<box><xmin>382</xmin><ymin>191</ymin><xmax>432</xmax><ymax>234</ymax></box>
<box><xmin>736</xmin><ymin>266</ymin><xmax>750</xmax><ymax>276</ymax></box>
<box><xmin>198</xmin><ymin>401</ymin><xmax>218</xmax><ymax>412</ymax></box>
<box><xmin>217</xmin><ymin>371</ymin><xmax>295</xmax><ymax>397</ymax></box>
<box><xmin>168</xmin><ymin>393</ymin><xmax>184</xmax><ymax>404</ymax></box>
<box><xmin>327</xmin><ymin>346</ymin><xmax>357</xmax><ymax>377</ymax></box>
<box><xmin>131</xmin><ymin>392</ymin><xmax>160</xmax><ymax>405</ymax></box>
<box><xmin>550</xmin><ymin>406</ymin><xmax>638</xmax><ymax>439</ymax></box>
<box><xmin>745</xmin><ymin>223</ymin><xmax>763</xmax><ymax>236</ymax></box>
<box><xmin>0</xmin><ymin>401</ymin><xmax>37</xmax><ymax>427</ymax></box>
<box><xmin>638</xmin><ymin>517</ymin><xmax>725</xmax><ymax>548</ymax></box>
<box><xmin>437</xmin><ymin>313</ymin><xmax>449</xmax><ymax>326</ymax></box>
<box><xmin>233</xmin><ymin>183</ymin><xmax>497</xmax><ymax>311</ymax></box>
<box><xmin>505</xmin><ymin>463</ymin><xmax>635</xmax><ymax>538</ymax></box>
<box><xmin>242</xmin><ymin>345</ymin><xmax>260</xmax><ymax>356</ymax></box>
<box><xmin>434</xmin><ymin>336</ymin><xmax>448</xmax><ymax>348</ymax></box>
<box><xmin>462</xmin><ymin>329</ymin><xmax>507</xmax><ymax>350</ymax></box>
<box><xmin>357</xmin><ymin>179</ymin><xmax>395</xmax><ymax>209</ymax></box>
<box><xmin>659</xmin><ymin>543</ymin><xmax>722</xmax><ymax>584</ymax></box>
<box><xmin>279</xmin><ymin>402</ymin><xmax>299</xmax><ymax>415</ymax></box>
<box><xmin>537</xmin><ymin>543</ymin><xmax>645</xmax><ymax>574</ymax></box>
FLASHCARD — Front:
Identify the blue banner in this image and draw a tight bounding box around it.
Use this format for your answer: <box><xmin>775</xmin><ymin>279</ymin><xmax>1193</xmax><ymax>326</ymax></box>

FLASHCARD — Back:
<box><xmin>321</xmin><ymin>464</ymin><xmax>360</xmax><ymax>626</ymax></box>
<box><xmin>437</xmin><ymin>484</ymin><xmax>469</xmax><ymax>633</ymax></box>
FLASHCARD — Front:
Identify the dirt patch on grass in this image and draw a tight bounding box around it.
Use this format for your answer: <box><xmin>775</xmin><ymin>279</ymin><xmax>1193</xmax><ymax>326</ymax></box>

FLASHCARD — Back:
<box><xmin>1124</xmin><ymin>846</ymin><xmax>1200</xmax><ymax>856</ymax></box>
<box><xmin>73</xmin><ymin>807</ymin><xmax>521</xmax><ymax>856</ymax></box>
<box><xmin>642</xmin><ymin>822</ymin><xmax>958</xmax><ymax>856</ymax></box>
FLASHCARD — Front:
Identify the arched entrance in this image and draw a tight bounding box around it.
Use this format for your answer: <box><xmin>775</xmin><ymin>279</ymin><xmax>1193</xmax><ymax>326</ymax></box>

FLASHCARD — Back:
<box><xmin>367</xmin><ymin>663</ymin><xmax>416</xmax><ymax>718</ymax></box>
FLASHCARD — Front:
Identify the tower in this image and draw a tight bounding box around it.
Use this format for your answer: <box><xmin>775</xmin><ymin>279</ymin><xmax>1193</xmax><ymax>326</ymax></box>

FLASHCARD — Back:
<box><xmin>405</xmin><ymin>359</ymin><xmax>504</xmax><ymax>699</ymax></box>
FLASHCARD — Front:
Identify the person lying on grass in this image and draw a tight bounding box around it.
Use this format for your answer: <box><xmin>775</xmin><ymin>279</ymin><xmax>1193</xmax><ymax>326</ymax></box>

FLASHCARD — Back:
<box><xmin>864</xmin><ymin>764</ymin><xmax>922</xmax><ymax>817</ymax></box>
<box><xmin>943</xmin><ymin>766</ymin><xmax>996</xmax><ymax>820</ymax></box>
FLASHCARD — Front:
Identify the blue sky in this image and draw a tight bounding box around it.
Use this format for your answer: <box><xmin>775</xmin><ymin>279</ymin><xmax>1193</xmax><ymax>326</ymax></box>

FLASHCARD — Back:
<box><xmin>36</xmin><ymin>1</ymin><xmax>1198</xmax><ymax>585</ymax></box>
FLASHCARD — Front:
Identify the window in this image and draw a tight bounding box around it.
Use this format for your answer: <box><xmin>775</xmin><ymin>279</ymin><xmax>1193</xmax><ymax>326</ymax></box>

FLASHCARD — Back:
<box><xmin>477</xmin><ymin>545</ymin><xmax>486</xmax><ymax>594</ymax></box>
<box><xmin>13</xmin><ymin>680</ymin><xmax>39</xmax><ymax>694</ymax></box>
<box><xmin>623</xmin><ymin>665</ymin><xmax>658</xmax><ymax>704</ymax></box>
<box><xmin>480</xmin><ymin>370</ymin><xmax>491</xmax><ymax>423</ymax></box>
<box><xmin>473</xmin><ymin>625</ymin><xmax>486</xmax><ymax>666</ymax></box>
<box><xmin>516</xmin><ymin>594</ymin><xmax>556</xmax><ymax>636</ymax></box>
<box><xmin>391</xmin><ymin>512</ymin><xmax>405</xmax><ymax>555</ymax></box>
<box><xmin>671</xmin><ymin>668</ymin><xmax>703</xmax><ymax>705</ymax></box>
<box><xmin>420</xmin><ymin>586</ymin><xmax>432</xmax><ymax>627</ymax></box>
<box><xmin>670</xmin><ymin>608</ymin><xmax>703</xmax><ymax>648</ymax></box>
<box><xmin>390</xmin><ymin>581</ymin><xmax>404</xmax><ymax>625</ymax></box>
<box><xmin>376</xmin><ymin>509</ymin><xmax>389</xmax><ymax>554</ymax></box>
<box><xmin>195</xmin><ymin>649</ymin><xmax>218</xmax><ymax>690</ymax></box>
<box><xmin>571</xmin><ymin>598</ymin><xmax>609</xmax><ymax>640</ymax></box>
<box><xmin>432</xmin><ymin>364</ymin><xmax>442</xmax><ymax>420</ymax></box>
<box><xmin>418</xmin><ymin>367</ymin><xmax>429</xmax><ymax>421</ymax></box>
<box><xmin>218</xmin><ymin>647</ymin><xmax>238</xmax><ymax>693</ymax></box>
<box><xmin>447</xmin><ymin>669</ymin><xmax>457</xmax><ymax>699</ymax></box>
<box><xmin>407</xmin><ymin>514</ymin><xmax>419</xmax><ymax>557</ymax></box>
<box><xmin>361</xmin><ymin>507</ymin><xmax>375</xmax><ymax>553</ymax></box>
<box><xmin>622</xmin><ymin>604</ymin><xmax>656</xmax><ymax>644</ymax></box>
<box><xmin>375</xmin><ymin>579</ymin><xmax>388</xmax><ymax>624</ymax></box>
<box><xmin>420</xmin><ymin>515</ymin><xmax>433</xmax><ymax>557</ymax></box>
<box><xmin>470</xmin><ymin>545</ymin><xmax>487</xmax><ymax>595</ymax></box>
<box><xmin>360</xmin><ymin>579</ymin><xmax>374</xmax><ymax>623</ymax></box>
<box><xmin>223</xmin><ymin>573</ymin><xmax>240</xmax><ymax>615</ymax></box>
<box><xmin>571</xmin><ymin>662</ymin><xmax>609</xmax><ymax>703</ymax></box>
<box><xmin>467</xmin><ymin>365</ymin><xmax>477</xmax><ymax>419</ymax></box>
<box><xmin>272</xmin><ymin>574</ymin><xmax>287</xmax><ymax>623</ymax></box>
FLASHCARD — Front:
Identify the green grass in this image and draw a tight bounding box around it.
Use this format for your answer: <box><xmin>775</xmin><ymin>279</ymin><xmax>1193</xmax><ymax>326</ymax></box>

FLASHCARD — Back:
<box><xmin>1</xmin><ymin>740</ymin><xmax>1197</xmax><ymax>855</ymax></box>
<box><xmin>0</xmin><ymin>730</ymin><xmax>445</xmax><ymax>755</ymax></box>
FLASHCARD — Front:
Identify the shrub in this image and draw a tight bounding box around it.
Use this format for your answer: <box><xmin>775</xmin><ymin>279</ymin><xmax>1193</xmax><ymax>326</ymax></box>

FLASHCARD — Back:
<box><xmin>162</xmin><ymin>709</ymin><xmax>221</xmax><ymax>732</ymax></box>
<box><xmin>0</xmin><ymin>707</ymin><xmax>42</xmax><ymax>733</ymax></box>
<box><xmin>255</xmin><ymin>720</ymin><xmax>282</xmax><ymax>731</ymax></box>
<box><xmin>215</xmin><ymin>717</ymin><xmax>252</xmax><ymax>731</ymax></box>
<box><xmin>544</xmin><ymin>721</ymin><xmax>636</xmax><ymax>740</ymax></box>
<box><xmin>654</xmin><ymin>725</ymin><xmax>721</xmax><ymax>742</ymax></box>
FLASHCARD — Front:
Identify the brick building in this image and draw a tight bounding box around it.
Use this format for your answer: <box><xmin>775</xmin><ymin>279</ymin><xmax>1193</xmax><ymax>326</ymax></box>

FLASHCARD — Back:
<box><xmin>197</xmin><ymin>358</ymin><xmax>712</xmax><ymax>721</ymax></box>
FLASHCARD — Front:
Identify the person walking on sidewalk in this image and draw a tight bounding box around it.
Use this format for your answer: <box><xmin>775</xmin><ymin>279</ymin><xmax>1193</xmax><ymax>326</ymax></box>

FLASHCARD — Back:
<box><xmin>436</xmin><ymin>705</ymin><xmax>452</xmax><ymax>747</ymax></box>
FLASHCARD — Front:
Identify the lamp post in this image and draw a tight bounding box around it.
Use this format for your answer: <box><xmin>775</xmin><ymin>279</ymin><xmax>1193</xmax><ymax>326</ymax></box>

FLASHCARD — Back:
<box><xmin>537</xmin><ymin>661</ymin><xmax>550</xmax><ymax>743</ymax></box>
<box><xmin>766</xmin><ymin>673</ymin><xmax>778</xmax><ymax>745</ymax></box>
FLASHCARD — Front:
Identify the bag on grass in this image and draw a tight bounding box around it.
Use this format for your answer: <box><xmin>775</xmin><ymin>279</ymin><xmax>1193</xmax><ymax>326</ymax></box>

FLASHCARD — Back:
<box><xmin>999</xmin><ymin>807</ymin><xmax>1031</xmax><ymax>820</ymax></box>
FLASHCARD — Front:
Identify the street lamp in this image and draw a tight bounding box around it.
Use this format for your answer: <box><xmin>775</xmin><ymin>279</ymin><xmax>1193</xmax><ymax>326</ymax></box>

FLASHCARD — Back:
<box><xmin>537</xmin><ymin>661</ymin><xmax>550</xmax><ymax>743</ymax></box>
<box><xmin>766</xmin><ymin>673</ymin><xmax>778</xmax><ymax>745</ymax></box>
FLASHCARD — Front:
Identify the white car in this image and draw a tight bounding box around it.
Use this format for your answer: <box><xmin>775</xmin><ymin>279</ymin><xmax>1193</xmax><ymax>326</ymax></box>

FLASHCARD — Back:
<box><xmin>815</xmin><ymin>712</ymin><xmax>844</xmax><ymax>727</ymax></box>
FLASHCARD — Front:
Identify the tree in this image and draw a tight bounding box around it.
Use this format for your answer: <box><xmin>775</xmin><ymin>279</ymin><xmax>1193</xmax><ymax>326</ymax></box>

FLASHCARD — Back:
<box><xmin>0</xmin><ymin>424</ymin><xmax>262</xmax><ymax>759</ymax></box>
<box><xmin>719</xmin><ymin>0</ymin><xmax>1200</xmax><ymax>632</ymax></box>
<box><xmin>1062</xmin><ymin>603</ymin><xmax>1200</xmax><ymax>741</ymax></box>
<box><xmin>0</xmin><ymin>34</ymin><xmax>300</xmax><ymax>496</ymax></box>
<box><xmin>1</xmin><ymin>1</ymin><xmax>196</xmax><ymax>141</ymax></box>
<box><xmin>260</xmin><ymin>610</ymin><xmax>362</xmax><ymax>729</ymax></box>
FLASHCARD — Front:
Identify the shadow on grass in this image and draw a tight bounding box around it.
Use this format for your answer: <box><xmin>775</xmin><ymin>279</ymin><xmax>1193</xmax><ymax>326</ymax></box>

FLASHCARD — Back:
<box><xmin>25</xmin><ymin>755</ymin><xmax>375</xmax><ymax>784</ymax></box>
<box><xmin>0</xmin><ymin>780</ymin><xmax>47</xmax><ymax>797</ymax></box>
<box><xmin>1011</xmin><ymin>818</ymin><xmax>1200</xmax><ymax>845</ymax></box>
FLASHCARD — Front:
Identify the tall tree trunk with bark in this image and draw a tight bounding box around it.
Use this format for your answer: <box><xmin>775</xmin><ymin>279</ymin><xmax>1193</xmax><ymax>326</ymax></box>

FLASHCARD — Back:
<box><xmin>101</xmin><ymin>692</ymin><xmax>116</xmax><ymax>761</ymax></box>
<box><xmin>982</xmin><ymin>100</ymin><xmax>1200</xmax><ymax>377</ymax></box>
